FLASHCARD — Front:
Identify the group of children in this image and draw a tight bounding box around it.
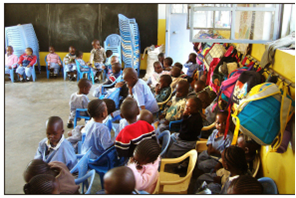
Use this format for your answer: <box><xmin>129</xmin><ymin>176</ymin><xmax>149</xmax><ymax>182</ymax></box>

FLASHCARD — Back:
<box><xmin>21</xmin><ymin>49</ymin><xmax>264</xmax><ymax>194</ymax></box>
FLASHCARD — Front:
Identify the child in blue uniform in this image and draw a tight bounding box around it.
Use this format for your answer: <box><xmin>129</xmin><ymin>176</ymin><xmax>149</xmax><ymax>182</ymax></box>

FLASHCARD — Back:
<box><xmin>34</xmin><ymin>116</ymin><xmax>77</xmax><ymax>170</ymax></box>
<box><xmin>184</xmin><ymin>53</ymin><xmax>200</xmax><ymax>78</ymax></box>
<box><xmin>81</xmin><ymin>99</ymin><xmax>114</xmax><ymax>159</ymax></box>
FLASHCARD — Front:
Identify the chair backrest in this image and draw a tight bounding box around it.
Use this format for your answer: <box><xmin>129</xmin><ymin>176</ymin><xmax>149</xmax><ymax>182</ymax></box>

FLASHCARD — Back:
<box><xmin>104</xmin><ymin>34</ymin><xmax>121</xmax><ymax>47</ymax></box>
<box><xmin>70</xmin><ymin>147</ymin><xmax>92</xmax><ymax>178</ymax></box>
<box><xmin>195</xmin><ymin>140</ymin><xmax>208</xmax><ymax>153</ymax></box>
<box><xmin>75</xmin><ymin>169</ymin><xmax>96</xmax><ymax>194</ymax></box>
<box><xmin>252</xmin><ymin>153</ymin><xmax>260</xmax><ymax>177</ymax></box>
<box><xmin>75</xmin><ymin>59</ymin><xmax>82</xmax><ymax>73</ymax></box>
<box><xmin>157</xmin><ymin>130</ymin><xmax>171</xmax><ymax>158</ymax></box>
<box><xmin>258</xmin><ymin>177</ymin><xmax>278</xmax><ymax>194</ymax></box>
<box><xmin>106</xmin><ymin>87</ymin><xmax>121</xmax><ymax>109</ymax></box>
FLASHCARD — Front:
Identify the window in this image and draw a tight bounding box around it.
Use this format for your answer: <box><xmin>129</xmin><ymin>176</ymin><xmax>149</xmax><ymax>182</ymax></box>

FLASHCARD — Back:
<box><xmin>171</xmin><ymin>4</ymin><xmax>188</xmax><ymax>14</ymax></box>
<box><xmin>189</xmin><ymin>4</ymin><xmax>282</xmax><ymax>44</ymax></box>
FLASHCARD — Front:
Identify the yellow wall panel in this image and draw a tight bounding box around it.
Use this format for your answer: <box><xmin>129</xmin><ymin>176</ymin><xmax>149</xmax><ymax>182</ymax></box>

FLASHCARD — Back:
<box><xmin>157</xmin><ymin>19</ymin><xmax>166</xmax><ymax>46</ymax></box>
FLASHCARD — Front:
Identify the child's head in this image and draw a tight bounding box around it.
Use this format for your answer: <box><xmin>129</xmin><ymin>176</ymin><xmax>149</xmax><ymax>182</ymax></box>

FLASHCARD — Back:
<box><xmin>69</xmin><ymin>46</ymin><xmax>76</xmax><ymax>54</ymax></box>
<box><xmin>123</xmin><ymin>68</ymin><xmax>138</xmax><ymax>88</ymax></box>
<box><xmin>189</xmin><ymin>53</ymin><xmax>197</xmax><ymax>63</ymax></box>
<box><xmin>237</xmin><ymin>134</ymin><xmax>261</xmax><ymax>162</ymax></box>
<box><xmin>227</xmin><ymin>175</ymin><xmax>263</xmax><ymax>194</ymax></box>
<box><xmin>164</xmin><ymin>57</ymin><xmax>173</xmax><ymax>68</ymax></box>
<box><xmin>174</xmin><ymin>62</ymin><xmax>183</xmax><ymax>71</ymax></box>
<box><xmin>221</xmin><ymin>146</ymin><xmax>248</xmax><ymax>175</ymax></box>
<box><xmin>170</xmin><ymin>66</ymin><xmax>181</xmax><ymax>78</ymax></box>
<box><xmin>153</xmin><ymin>61</ymin><xmax>163</xmax><ymax>74</ymax></box>
<box><xmin>87</xmin><ymin>99</ymin><xmax>108</xmax><ymax>120</ymax></box>
<box><xmin>139</xmin><ymin>109</ymin><xmax>154</xmax><ymax>125</ymax></box>
<box><xmin>110</xmin><ymin>55</ymin><xmax>119</xmax><ymax>65</ymax></box>
<box><xmin>184</xmin><ymin>97</ymin><xmax>202</xmax><ymax>115</ymax></box>
<box><xmin>49</xmin><ymin>46</ymin><xmax>55</xmax><ymax>53</ymax></box>
<box><xmin>25</xmin><ymin>47</ymin><xmax>33</xmax><ymax>56</ymax></box>
<box><xmin>215</xmin><ymin>111</ymin><xmax>228</xmax><ymax>134</ymax></box>
<box><xmin>106</xmin><ymin>50</ymin><xmax>113</xmax><ymax>58</ymax></box>
<box><xmin>103</xmin><ymin>166</ymin><xmax>135</xmax><ymax>194</ymax></box>
<box><xmin>6</xmin><ymin>46</ymin><xmax>13</xmax><ymax>55</ymax></box>
<box><xmin>159</xmin><ymin>74</ymin><xmax>172</xmax><ymax>89</ymax></box>
<box><xmin>197</xmin><ymin>91</ymin><xmax>210</xmax><ymax>109</ymax></box>
<box><xmin>78</xmin><ymin>78</ymin><xmax>92</xmax><ymax>95</ymax></box>
<box><xmin>111</xmin><ymin>62</ymin><xmax>121</xmax><ymax>74</ymax></box>
<box><xmin>175</xmin><ymin>80</ymin><xmax>189</xmax><ymax>98</ymax></box>
<box><xmin>92</xmin><ymin>39</ymin><xmax>100</xmax><ymax>49</ymax></box>
<box><xmin>102</xmin><ymin>99</ymin><xmax>116</xmax><ymax>115</ymax></box>
<box><xmin>133</xmin><ymin>139</ymin><xmax>161</xmax><ymax>169</ymax></box>
<box><xmin>194</xmin><ymin>80</ymin><xmax>206</xmax><ymax>93</ymax></box>
<box><xmin>120</xmin><ymin>97</ymin><xmax>139</xmax><ymax>123</ymax></box>
<box><xmin>23</xmin><ymin>174</ymin><xmax>60</xmax><ymax>194</ymax></box>
<box><xmin>76</xmin><ymin>50</ymin><xmax>83</xmax><ymax>59</ymax></box>
<box><xmin>23</xmin><ymin>159</ymin><xmax>56</xmax><ymax>183</ymax></box>
<box><xmin>200</xmin><ymin>75</ymin><xmax>207</xmax><ymax>84</ymax></box>
<box><xmin>46</xmin><ymin>116</ymin><xmax>64</xmax><ymax>147</ymax></box>
<box><xmin>158</xmin><ymin>53</ymin><xmax>165</xmax><ymax>63</ymax></box>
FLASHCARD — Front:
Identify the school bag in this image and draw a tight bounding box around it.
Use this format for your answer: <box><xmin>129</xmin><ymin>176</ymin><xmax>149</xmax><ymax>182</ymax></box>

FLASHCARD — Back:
<box><xmin>231</xmin><ymin>82</ymin><xmax>292</xmax><ymax>151</ymax></box>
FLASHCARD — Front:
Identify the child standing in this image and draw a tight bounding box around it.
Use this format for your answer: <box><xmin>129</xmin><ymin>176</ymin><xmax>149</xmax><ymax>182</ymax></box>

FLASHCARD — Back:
<box><xmin>46</xmin><ymin>46</ymin><xmax>62</xmax><ymax>78</ymax></box>
<box><xmin>23</xmin><ymin>174</ymin><xmax>60</xmax><ymax>194</ymax></box>
<box><xmin>127</xmin><ymin>139</ymin><xmax>161</xmax><ymax>194</ymax></box>
<box><xmin>16</xmin><ymin>47</ymin><xmax>37</xmax><ymax>82</ymax></box>
<box><xmin>34</xmin><ymin>116</ymin><xmax>77</xmax><ymax>170</ymax></box>
<box><xmin>67</xmin><ymin>79</ymin><xmax>92</xmax><ymax>128</ymax></box>
<box><xmin>155</xmin><ymin>74</ymin><xmax>172</xmax><ymax>102</ymax></box>
<box><xmin>81</xmin><ymin>99</ymin><xmax>113</xmax><ymax>159</ymax></box>
<box><xmin>89</xmin><ymin>39</ymin><xmax>106</xmax><ymax>82</ymax></box>
<box><xmin>5</xmin><ymin>46</ymin><xmax>18</xmax><ymax>77</ymax></box>
<box><xmin>64</xmin><ymin>46</ymin><xmax>77</xmax><ymax>81</ymax></box>
<box><xmin>184</xmin><ymin>53</ymin><xmax>200</xmax><ymax>78</ymax></box>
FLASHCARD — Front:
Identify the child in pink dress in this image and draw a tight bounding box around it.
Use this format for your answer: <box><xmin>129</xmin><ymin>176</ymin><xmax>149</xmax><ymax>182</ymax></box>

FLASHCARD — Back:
<box><xmin>5</xmin><ymin>46</ymin><xmax>18</xmax><ymax>78</ymax></box>
<box><xmin>47</xmin><ymin>46</ymin><xmax>62</xmax><ymax>78</ymax></box>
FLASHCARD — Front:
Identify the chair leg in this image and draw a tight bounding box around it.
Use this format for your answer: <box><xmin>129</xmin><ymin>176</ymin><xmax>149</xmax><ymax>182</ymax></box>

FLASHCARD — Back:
<box><xmin>10</xmin><ymin>69</ymin><xmax>14</xmax><ymax>83</ymax></box>
<box><xmin>46</xmin><ymin>66</ymin><xmax>49</xmax><ymax>79</ymax></box>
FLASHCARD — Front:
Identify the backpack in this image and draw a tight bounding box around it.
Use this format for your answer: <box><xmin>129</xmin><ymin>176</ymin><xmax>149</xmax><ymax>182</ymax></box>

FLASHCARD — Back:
<box><xmin>231</xmin><ymin>83</ymin><xmax>292</xmax><ymax>151</ymax></box>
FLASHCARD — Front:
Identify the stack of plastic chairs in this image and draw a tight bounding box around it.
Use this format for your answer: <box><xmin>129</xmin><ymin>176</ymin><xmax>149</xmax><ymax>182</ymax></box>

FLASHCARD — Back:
<box><xmin>5</xmin><ymin>23</ymin><xmax>40</xmax><ymax>73</ymax></box>
<box><xmin>118</xmin><ymin>14</ymin><xmax>141</xmax><ymax>76</ymax></box>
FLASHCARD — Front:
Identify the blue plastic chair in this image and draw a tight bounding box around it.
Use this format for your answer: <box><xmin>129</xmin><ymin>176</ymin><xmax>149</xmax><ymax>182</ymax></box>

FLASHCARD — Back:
<box><xmin>74</xmin><ymin>108</ymin><xmax>91</xmax><ymax>128</ymax></box>
<box><xmin>17</xmin><ymin>60</ymin><xmax>38</xmax><ymax>82</ymax></box>
<box><xmin>105</xmin><ymin>88</ymin><xmax>122</xmax><ymax>110</ymax></box>
<box><xmin>75</xmin><ymin>59</ymin><xmax>95</xmax><ymax>84</ymax></box>
<box><xmin>104</xmin><ymin>34</ymin><xmax>122</xmax><ymax>63</ymax></box>
<box><xmin>75</xmin><ymin>169</ymin><xmax>95</xmax><ymax>194</ymax></box>
<box><xmin>77</xmin><ymin>133</ymin><xmax>86</xmax><ymax>155</ymax></box>
<box><xmin>98</xmin><ymin>72</ymin><xmax>123</xmax><ymax>100</ymax></box>
<box><xmin>169</xmin><ymin>119</ymin><xmax>183</xmax><ymax>132</ymax></box>
<box><xmin>104</xmin><ymin>114</ymin><xmax>122</xmax><ymax>137</ymax></box>
<box><xmin>44</xmin><ymin>55</ymin><xmax>63</xmax><ymax>79</ymax></box>
<box><xmin>8</xmin><ymin>67</ymin><xmax>16</xmax><ymax>83</ymax></box>
<box><xmin>258</xmin><ymin>177</ymin><xmax>278</xmax><ymax>194</ymax></box>
<box><xmin>88</xmin><ymin>145</ymin><xmax>128</xmax><ymax>189</ymax></box>
<box><xmin>157</xmin><ymin>130</ymin><xmax>171</xmax><ymax>158</ymax></box>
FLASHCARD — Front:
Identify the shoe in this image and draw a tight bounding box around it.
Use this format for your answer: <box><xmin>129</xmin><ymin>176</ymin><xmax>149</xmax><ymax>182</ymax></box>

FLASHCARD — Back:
<box><xmin>27</xmin><ymin>77</ymin><xmax>30</xmax><ymax>81</ymax></box>
<box><xmin>50</xmin><ymin>72</ymin><xmax>54</xmax><ymax>77</ymax></box>
<box><xmin>67</xmin><ymin>122</ymin><xmax>73</xmax><ymax>128</ymax></box>
<box><xmin>72</xmin><ymin>76</ymin><xmax>76</xmax><ymax>81</ymax></box>
<box><xmin>19</xmin><ymin>77</ymin><xmax>23</xmax><ymax>82</ymax></box>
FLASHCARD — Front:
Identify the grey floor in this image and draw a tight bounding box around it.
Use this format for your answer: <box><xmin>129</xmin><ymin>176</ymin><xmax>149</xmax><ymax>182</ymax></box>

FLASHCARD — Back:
<box><xmin>5</xmin><ymin>72</ymin><xmax>103</xmax><ymax>194</ymax></box>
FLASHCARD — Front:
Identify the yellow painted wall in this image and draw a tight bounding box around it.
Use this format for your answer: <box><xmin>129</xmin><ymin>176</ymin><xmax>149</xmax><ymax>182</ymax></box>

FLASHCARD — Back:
<box><xmin>157</xmin><ymin>19</ymin><xmax>166</xmax><ymax>46</ymax></box>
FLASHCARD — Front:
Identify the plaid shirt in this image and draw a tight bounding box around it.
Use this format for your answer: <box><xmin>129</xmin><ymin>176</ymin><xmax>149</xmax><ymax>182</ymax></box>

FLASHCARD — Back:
<box><xmin>18</xmin><ymin>53</ymin><xmax>37</xmax><ymax>66</ymax></box>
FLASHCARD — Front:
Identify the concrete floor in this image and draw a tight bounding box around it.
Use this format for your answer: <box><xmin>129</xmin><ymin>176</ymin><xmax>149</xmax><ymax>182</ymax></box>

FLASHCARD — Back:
<box><xmin>5</xmin><ymin>72</ymin><xmax>103</xmax><ymax>194</ymax></box>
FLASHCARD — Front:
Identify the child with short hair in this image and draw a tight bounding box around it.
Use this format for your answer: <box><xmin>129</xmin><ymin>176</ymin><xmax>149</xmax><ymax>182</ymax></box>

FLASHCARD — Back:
<box><xmin>5</xmin><ymin>46</ymin><xmax>18</xmax><ymax>77</ymax></box>
<box><xmin>170</xmin><ymin>66</ymin><xmax>187</xmax><ymax>89</ymax></box>
<box><xmin>46</xmin><ymin>46</ymin><xmax>62</xmax><ymax>78</ymax></box>
<box><xmin>89</xmin><ymin>39</ymin><xmax>106</xmax><ymax>82</ymax></box>
<box><xmin>23</xmin><ymin>159</ymin><xmax>79</xmax><ymax>194</ymax></box>
<box><xmin>174</xmin><ymin>62</ymin><xmax>186</xmax><ymax>75</ymax></box>
<box><xmin>118</xmin><ymin>97</ymin><xmax>140</xmax><ymax>132</ymax></box>
<box><xmin>184</xmin><ymin>53</ymin><xmax>200</xmax><ymax>78</ymax></box>
<box><xmin>127</xmin><ymin>139</ymin><xmax>161</xmax><ymax>194</ymax></box>
<box><xmin>34</xmin><ymin>116</ymin><xmax>77</xmax><ymax>170</ymax></box>
<box><xmin>158</xmin><ymin>52</ymin><xmax>165</xmax><ymax>67</ymax></box>
<box><xmin>155</xmin><ymin>74</ymin><xmax>172</xmax><ymax>102</ymax></box>
<box><xmin>16</xmin><ymin>47</ymin><xmax>37</xmax><ymax>82</ymax></box>
<box><xmin>227</xmin><ymin>175</ymin><xmax>263</xmax><ymax>194</ymax></box>
<box><xmin>147</xmin><ymin>61</ymin><xmax>170</xmax><ymax>88</ymax></box>
<box><xmin>81</xmin><ymin>99</ymin><xmax>113</xmax><ymax>159</ymax></box>
<box><xmin>102</xmin><ymin>50</ymin><xmax>113</xmax><ymax>76</ymax></box>
<box><xmin>166</xmin><ymin>97</ymin><xmax>203</xmax><ymax>158</ymax></box>
<box><xmin>188</xmin><ymin>80</ymin><xmax>206</xmax><ymax>97</ymax></box>
<box><xmin>138</xmin><ymin>109</ymin><xmax>154</xmax><ymax>125</ymax></box>
<box><xmin>163</xmin><ymin>57</ymin><xmax>173</xmax><ymax>71</ymax></box>
<box><xmin>67</xmin><ymin>79</ymin><xmax>92</xmax><ymax>128</ymax></box>
<box><xmin>23</xmin><ymin>174</ymin><xmax>60</xmax><ymax>194</ymax></box>
<box><xmin>63</xmin><ymin>46</ymin><xmax>77</xmax><ymax>81</ymax></box>
<box><xmin>75</xmin><ymin>51</ymin><xmax>92</xmax><ymax>72</ymax></box>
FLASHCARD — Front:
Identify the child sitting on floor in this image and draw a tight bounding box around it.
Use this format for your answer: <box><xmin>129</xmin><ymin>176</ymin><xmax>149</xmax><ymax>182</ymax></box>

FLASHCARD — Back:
<box><xmin>23</xmin><ymin>159</ymin><xmax>79</xmax><ymax>194</ymax></box>
<box><xmin>63</xmin><ymin>46</ymin><xmax>77</xmax><ymax>81</ymax></box>
<box><xmin>227</xmin><ymin>175</ymin><xmax>263</xmax><ymax>194</ymax></box>
<box><xmin>115</xmin><ymin>67</ymin><xmax>159</xmax><ymax>114</ymax></box>
<box><xmin>16</xmin><ymin>47</ymin><xmax>37</xmax><ymax>82</ymax></box>
<box><xmin>46</xmin><ymin>46</ymin><xmax>62</xmax><ymax>78</ymax></box>
<box><xmin>23</xmin><ymin>174</ymin><xmax>60</xmax><ymax>194</ymax></box>
<box><xmin>184</xmin><ymin>53</ymin><xmax>200</xmax><ymax>78</ymax></box>
<box><xmin>67</xmin><ymin>79</ymin><xmax>92</xmax><ymax>128</ymax></box>
<box><xmin>81</xmin><ymin>99</ymin><xmax>113</xmax><ymax>159</ymax></box>
<box><xmin>147</xmin><ymin>61</ymin><xmax>170</xmax><ymax>89</ymax></box>
<box><xmin>34</xmin><ymin>116</ymin><xmax>77</xmax><ymax>170</ymax></box>
<box><xmin>166</xmin><ymin>97</ymin><xmax>203</xmax><ymax>158</ymax></box>
<box><xmin>5</xmin><ymin>46</ymin><xmax>18</xmax><ymax>78</ymax></box>
<box><xmin>170</xmin><ymin>66</ymin><xmax>187</xmax><ymax>89</ymax></box>
<box><xmin>93</xmin><ymin>62</ymin><xmax>122</xmax><ymax>98</ymax></box>
<box><xmin>127</xmin><ymin>139</ymin><xmax>161</xmax><ymax>194</ymax></box>
<box><xmin>163</xmin><ymin>57</ymin><xmax>173</xmax><ymax>71</ymax></box>
<box><xmin>75</xmin><ymin>51</ymin><xmax>92</xmax><ymax>72</ymax></box>
<box><xmin>155</xmin><ymin>74</ymin><xmax>172</xmax><ymax>102</ymax></box>
<box><xmin>89</xmin><ymin>39</ymin><xmax>106</xmax><ymax>82</ymax></box>
<box><xmin>157</xmin><ymin>80</ymin><xmax>189</xmax><ymax>132</ymax></box>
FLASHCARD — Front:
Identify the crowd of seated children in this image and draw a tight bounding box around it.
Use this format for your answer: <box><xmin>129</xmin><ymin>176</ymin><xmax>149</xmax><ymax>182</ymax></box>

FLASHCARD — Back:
<box><xmin>163</xmin><ymin>57</ymin><xmax>173</xmax><ymax>71</ymax></box>
<box><xmin>34</xmin><ymin>116</ymin><xmax>77</xmax><ymax>170</ymax></box>
<box><xmin>23</xmin><ymin>159</ymin><xmax>79</xmax><ymax>194</ymax></box>
<box><xmin>147</xmin><ymin>61</ymin><xmax>170</xmax><ymax>89</ymax></box>
<box><xmin>155</xmin><ymin>74</ymin><xmax>172</xmax><ymax>103</ymax></box>
<box><xmin>46</xmin><ymin>46</ymin><xmax>62</xmax><ymax>78</ymax></box>
<box><xmin>67</xmin><ymin>79</ymin><xmax>92</xmax><ymax>128</ymax></box>
<box><xmin>4</xmin><ymin>46</ymin><xmax>18</xmax><ymax>78</ymax></box>
<box><xmin>64</xmin><ymin>46</ymin><xmax>77</xmax><ymax>81</ymax></box>
<box><xmin>81</xmin><ymin>99</ymin><xmax>113</xmax><ymax>159</ymax></box>
<box><xmin>16</xmin><ymin>47</ymin><xmax>37</xmax><ymax>82</ymax></box>
<box><xmin>89</xmin><ymin>39</ymin><xmax>106</xmax><ymax>82</ymax></box>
